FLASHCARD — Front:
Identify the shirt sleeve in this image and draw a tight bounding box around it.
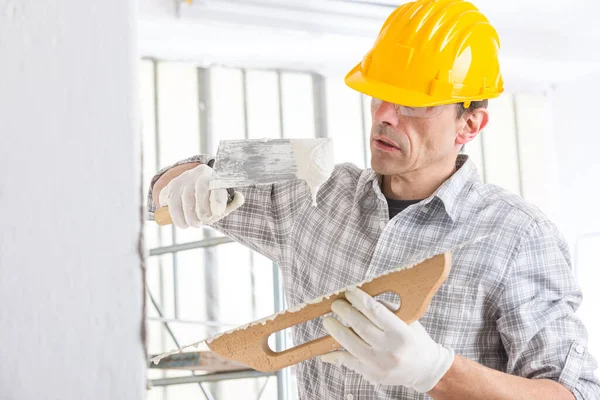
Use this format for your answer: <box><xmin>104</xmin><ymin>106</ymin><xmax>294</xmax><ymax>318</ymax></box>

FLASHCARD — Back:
<box><xmin>146</xmin><ymin>155</ymin><xmax>312</xmax><ymax>263</ymax></box>
<box><xmin>496</xmin><ymin>219</ymin><xmax>600</xmax><ymax>399</ymax></box>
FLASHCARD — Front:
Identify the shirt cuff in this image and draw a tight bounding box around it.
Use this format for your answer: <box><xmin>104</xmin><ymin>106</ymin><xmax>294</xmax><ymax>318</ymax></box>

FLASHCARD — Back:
<box><xmin>559</xmin><ymin>341</ymin><xmax>591</xmax><ymax>399</ymax></box>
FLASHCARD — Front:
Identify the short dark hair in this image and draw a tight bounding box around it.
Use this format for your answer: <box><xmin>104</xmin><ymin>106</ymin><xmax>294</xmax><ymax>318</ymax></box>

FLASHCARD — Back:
<box><xmin>455</xmin><ymin>99</ymin><xmax>488</xmax><ymax>119</ymax></box>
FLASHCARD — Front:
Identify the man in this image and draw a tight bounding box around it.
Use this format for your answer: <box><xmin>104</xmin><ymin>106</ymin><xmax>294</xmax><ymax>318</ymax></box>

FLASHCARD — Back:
<box><xmin>149</xmin><ymin>0</ymin><xmax>600</xmax><ymax>398</ymax></box>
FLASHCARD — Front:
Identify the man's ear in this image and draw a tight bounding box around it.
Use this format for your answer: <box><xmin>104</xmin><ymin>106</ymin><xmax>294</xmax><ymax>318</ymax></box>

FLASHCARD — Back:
<box><xmin>456</xmin><ymin>108</ymin><xmax>489</xmax><ymax>145</ymax></box>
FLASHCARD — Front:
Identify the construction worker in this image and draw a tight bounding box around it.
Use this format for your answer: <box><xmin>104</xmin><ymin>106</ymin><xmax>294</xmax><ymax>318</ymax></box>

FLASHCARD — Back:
<box><xmin>149</xmin><ymin>0</ymin><xmax>600</xmax><ymax>398</ymax></box>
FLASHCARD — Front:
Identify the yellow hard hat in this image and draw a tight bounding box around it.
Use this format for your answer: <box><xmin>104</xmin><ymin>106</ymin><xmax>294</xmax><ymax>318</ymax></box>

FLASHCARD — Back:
<box><xmin>345</xmin><ymin>0</ymin><xmax>504</xmax><ymax>107</ymax></box>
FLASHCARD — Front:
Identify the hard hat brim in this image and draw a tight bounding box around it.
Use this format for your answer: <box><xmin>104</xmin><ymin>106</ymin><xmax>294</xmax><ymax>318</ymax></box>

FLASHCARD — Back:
<box><xmin>345</xmin><ymin>63</ymin><xmax>502</xmax><ymax>108</ymax></box>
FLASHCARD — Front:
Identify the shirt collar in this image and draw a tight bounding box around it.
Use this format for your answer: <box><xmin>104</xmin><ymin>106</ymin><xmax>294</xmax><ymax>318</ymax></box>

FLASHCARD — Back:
<box><xmin>429</xmin><ymin>155</ymin><xmax>480</xmax><ymax>222</ymax></box>
<box><xmin>367</xmin><ymin>154</ymin><xmax>481</xmax><ymax>222</ymax></box>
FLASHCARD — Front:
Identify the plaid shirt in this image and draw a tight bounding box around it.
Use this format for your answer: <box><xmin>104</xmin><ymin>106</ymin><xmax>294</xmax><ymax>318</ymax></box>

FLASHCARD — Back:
<box><xmin>148</xmin><ymin>155</ymin><xmax>600</xmax><ymax>399</ymax></box>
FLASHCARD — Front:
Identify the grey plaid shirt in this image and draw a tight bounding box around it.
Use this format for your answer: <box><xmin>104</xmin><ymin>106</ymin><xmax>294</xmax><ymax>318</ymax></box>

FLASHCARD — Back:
<box><xmin>149</xmin><ymin>155</ymin><xmax>600</xmax><ymax>399</ymax></box>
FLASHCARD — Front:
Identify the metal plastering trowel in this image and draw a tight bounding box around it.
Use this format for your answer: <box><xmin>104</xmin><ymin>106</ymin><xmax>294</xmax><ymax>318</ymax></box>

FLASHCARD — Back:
<box><xmin>151</xmin><ymin>252</ymin><xmax>452</xmax><ymax>372</ymax></box>
<box><xmin>154</xmin><ymin>138</ymin><xmax>334</xmax><ymax>225</ymax></box>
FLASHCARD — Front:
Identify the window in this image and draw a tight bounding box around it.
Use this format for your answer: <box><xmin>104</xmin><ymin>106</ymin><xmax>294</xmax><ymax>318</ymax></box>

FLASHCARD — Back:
<box><xmin>463</xmin><ymin>91</ymin><xmax>559</xmax><ymax>220</ymax></box>
<box><xmin>574</xmin><ymin>234</ymin><xmax>600</xmax><ymax>359</ymax></box>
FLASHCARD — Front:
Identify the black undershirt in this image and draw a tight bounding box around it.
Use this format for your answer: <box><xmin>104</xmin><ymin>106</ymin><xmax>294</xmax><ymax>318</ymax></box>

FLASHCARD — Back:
<box><xmin>386</xmin><ymin>198</ymin><xmax>423</xmax><ymax>219</ymax></box>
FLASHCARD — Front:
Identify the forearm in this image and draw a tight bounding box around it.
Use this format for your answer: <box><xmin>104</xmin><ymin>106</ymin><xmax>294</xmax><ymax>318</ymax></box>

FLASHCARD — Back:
<box><xmin>428</xmin><ymin>355</ymin><xmax>575</xmax><ymax>400</ymax></box>
<box><xmin>151</xmin><ymin>162</ymin><xmax>200</xmax><ymax>206</ymax></box>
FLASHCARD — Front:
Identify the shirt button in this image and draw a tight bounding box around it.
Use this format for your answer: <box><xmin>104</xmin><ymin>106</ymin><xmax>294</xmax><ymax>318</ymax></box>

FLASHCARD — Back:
<box><xmin>380</xmin><ymin>221</ymin><xmax>386</xmax><ymax>229</ymax></box>
<box><xmin>576</xmin><ymin>345</ymin><xmax>585</xmax><ymax>354</ymax></box>
<box><xmin>346</xmin><ymin>394</ymin><xmax>354</xmax><ymax>400</ymax></box>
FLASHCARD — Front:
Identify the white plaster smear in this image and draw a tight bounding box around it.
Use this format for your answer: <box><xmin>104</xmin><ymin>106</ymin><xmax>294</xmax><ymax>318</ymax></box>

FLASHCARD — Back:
<box><xmin>151</xmin><ymin>256</ymin><xmax>422</xmax><ymax>365</ymax></box>
<box><xmin>208</xmin><ymin>138</ymin><xmax>334</xmax><ymax>207</ymax></box>
<box><xmin>290</xmin><ymin>138</ymin><xmax>335</xmax><ymax>206</ymax></box>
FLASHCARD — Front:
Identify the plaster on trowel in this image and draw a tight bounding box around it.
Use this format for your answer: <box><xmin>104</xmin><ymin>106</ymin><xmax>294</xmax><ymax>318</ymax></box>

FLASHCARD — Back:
<box><xmin>151</xmin><ymin>252</ymin><xmax>452</xmax><ymax>372</ymax></box>
<box><xmin>154</xmin><ymin>138</ymin><xmax>335</xmax><ymax>225</ymax></box>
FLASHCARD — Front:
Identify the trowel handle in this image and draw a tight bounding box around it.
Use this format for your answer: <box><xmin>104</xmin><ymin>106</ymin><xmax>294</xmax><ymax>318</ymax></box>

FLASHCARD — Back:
<box><xmin>154</xmin><ymin>207</ymin><xmax>173</xmax><ymax>226</ymax></box>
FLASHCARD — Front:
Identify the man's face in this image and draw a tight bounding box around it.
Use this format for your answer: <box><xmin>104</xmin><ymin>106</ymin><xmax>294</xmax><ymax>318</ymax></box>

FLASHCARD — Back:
<box><xmin>369</xmin><ymin>98</ymin><xmax>465</xmax><ymax>176</ymax></box>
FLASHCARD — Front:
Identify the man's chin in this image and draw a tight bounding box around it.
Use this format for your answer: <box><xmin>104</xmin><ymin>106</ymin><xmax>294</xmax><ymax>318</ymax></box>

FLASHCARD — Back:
<box><xmin>371</xmin><ymin>156</ymin><xmax>412</xmax><ymax>176</ymax></box>
<box><xmin>370</xmin><ymin>160</ymin><xmax>395</xmax><ymax>176</ymax></box>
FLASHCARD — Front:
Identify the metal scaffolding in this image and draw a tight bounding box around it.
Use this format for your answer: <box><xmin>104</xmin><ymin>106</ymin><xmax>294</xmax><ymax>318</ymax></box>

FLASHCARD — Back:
<box><xmin>146</xmin><ymin>238</ymin><xmax>284</xmax><ymax>400</ymax></box>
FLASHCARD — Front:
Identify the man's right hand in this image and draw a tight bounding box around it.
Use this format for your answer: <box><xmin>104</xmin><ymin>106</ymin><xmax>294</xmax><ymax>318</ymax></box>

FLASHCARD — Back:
<box><xmin>157</xmin><ymin>164</ymin><xmax>244</xmax><ymax>228</ymax></box>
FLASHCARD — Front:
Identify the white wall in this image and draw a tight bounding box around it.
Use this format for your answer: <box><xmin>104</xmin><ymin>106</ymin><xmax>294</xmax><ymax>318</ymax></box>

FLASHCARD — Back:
<box><xmin>0</xmin><ymin>1</ymin><xmax>145</xmax><ymax>399</ymax></box>
<box><xmin>552</xmin><ymin>75</ymin><xmax>600</xmax><ymax>249</ymax></box>
<box><xmin>552</xmin><ymin>74</ymin><xmax>600</xmax><ymax>355</ymax></box>
<box><xmin>141</xmin><ymin>0</ymin><xmax>177</xmax><ymax>19</ymax></box>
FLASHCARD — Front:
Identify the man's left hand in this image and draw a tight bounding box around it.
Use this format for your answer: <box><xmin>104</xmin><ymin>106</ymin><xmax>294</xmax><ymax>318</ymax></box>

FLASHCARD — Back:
<box><xmin>321</xmin><ymin>288</ymin><xmax>455</xmax><ymax>393</ymax></box>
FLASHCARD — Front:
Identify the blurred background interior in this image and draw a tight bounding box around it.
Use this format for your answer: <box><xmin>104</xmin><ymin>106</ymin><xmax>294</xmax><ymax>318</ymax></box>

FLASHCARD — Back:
<box><xmin>1</xmin><ymin>1</ymin><xmax>599</xmax><ymax>399</ymax></box>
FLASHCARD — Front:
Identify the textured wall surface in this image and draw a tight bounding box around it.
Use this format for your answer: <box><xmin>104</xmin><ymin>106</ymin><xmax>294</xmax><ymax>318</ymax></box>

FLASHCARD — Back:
<box><xmin>0</xmin><ymin>0</ymin><xmax>145</xmax><ymax>398</ymax></box>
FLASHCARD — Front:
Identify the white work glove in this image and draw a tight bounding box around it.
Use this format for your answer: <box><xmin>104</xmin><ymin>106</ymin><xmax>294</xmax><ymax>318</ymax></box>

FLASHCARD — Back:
<box><xmin>321</xmin><ymin>288</ymin><xmax>455</xmax><ymax>393</ymax></box>
<box><xmin>158</xmin><ymin>164</ymin><xmax>245</xmax><ymax>228</ymax></box>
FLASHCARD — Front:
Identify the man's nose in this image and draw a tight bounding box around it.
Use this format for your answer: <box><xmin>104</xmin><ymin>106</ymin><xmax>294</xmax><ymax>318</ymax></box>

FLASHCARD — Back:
<box><xmin>374</xmin><ymin>101</ymin><xmax>400</xmax><ymax>127</ymax></box>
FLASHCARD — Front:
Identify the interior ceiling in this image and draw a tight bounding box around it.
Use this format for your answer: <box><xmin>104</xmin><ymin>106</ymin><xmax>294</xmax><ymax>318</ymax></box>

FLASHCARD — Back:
<box><xmin>335</xmin><ymin>0</ymin><xmax>581</xmax><ymax>13</ymax></box>
<box><xmin>332</xmin><ymin>0</ymin><xmax>600</xmax><ymax>63</ymax></box>
<box><xmin>216</xmin><ymin>0</ymin><xmax>599</xmax><ymax>62</ymax></box>
<box><xmin>332</xmin><ymin>0</ymin><xmax>592</xmax><ymax>31</ymax></box>
<box><xmin>140</xmin><ymin>0</ymin><xmax>600</xmax><ymax>66</ymax></box>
